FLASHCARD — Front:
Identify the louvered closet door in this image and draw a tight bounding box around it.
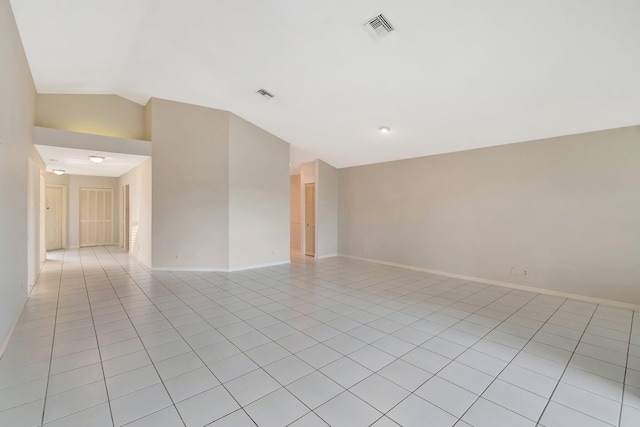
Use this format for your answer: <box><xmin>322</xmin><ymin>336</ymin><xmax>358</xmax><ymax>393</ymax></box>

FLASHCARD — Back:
<box><xmin>80</xmin><ymin>188</ymin><xmax>113</xmax><ymax>247</ymax></box>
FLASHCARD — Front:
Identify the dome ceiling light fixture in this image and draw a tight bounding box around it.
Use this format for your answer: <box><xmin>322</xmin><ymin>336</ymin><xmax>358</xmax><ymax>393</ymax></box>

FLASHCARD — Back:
<box><xmin>379</xmin><ymin>126</ymin><xmax>391</xmax><ymax>134</ymax></box>
<box><xmin>52</xmin><ymin>169</ymin><xmax>65</xmax><ymax>175</ymax></box>
<box><xmin>89</xmin><ymin>155</ymin><xmax>105</xmax><ymax>164</ymax></box>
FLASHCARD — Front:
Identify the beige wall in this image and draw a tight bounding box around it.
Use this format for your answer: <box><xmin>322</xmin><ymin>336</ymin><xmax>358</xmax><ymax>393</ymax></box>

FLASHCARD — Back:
<box><xmin>67</xmin><ymin>175</ymin><xmax>120</xmax><ymax>248</ymax></box>
<box><xmin>36</xmin><ymin>94</ymin><xmax>146</xmax><ymax>140</ymax></box>
<box><xmin>290</xmin><ymin>175</ymin><xmax>302</xmax><ymax>251</ymax></box>
<box><xmin>339</xmin><ymin>126</ymin><xmax>640</xmax><ymax>305</ymax></box>
<box><xmin>33</xmin><ymin>126</ymin><xmax>152</xmax><ymax>157</ymax></box>
<box><xmin>151</xmin><ymin>98</ymin><xmax>230</xmax><ymax>270</ymax></box>
<box><xmin>27</xmin><ymin>155</ymin><xmax>46</xmax><ymax>291</ymax></box>
<box><xmin>316</xmin><ymin>160</ymin><xmax>338</xmax><ymax>258</ymax></box>
<box><xmin>119</xmin><ymin>159</ymin><xmax>152</xmax><ymax>268</ymax></box>
<box><xmin>144</xmin><ymin>100</ymin><xmax>152</xmax><ymax>141</ymax></box>
<box><xmin>301</xmin><ymin>161</ymin><xmax>315</xmax><ymax>186</ymax></box>
<box><xmin>0</xmin><ymin>0</ymin><xmax>43</xmax><ymax>352</ymax></box>
<box><xmin>228</xmin><ymin>114</ymin><xmax>290</xmax><ymax>270</ymax></box>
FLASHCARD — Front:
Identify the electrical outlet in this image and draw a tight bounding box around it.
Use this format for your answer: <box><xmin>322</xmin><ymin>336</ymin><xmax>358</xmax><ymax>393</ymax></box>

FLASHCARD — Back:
<box><xmin>523</xmin><ymin>270</ymin><xmax>528</xmax><ymax>276</ymax></box>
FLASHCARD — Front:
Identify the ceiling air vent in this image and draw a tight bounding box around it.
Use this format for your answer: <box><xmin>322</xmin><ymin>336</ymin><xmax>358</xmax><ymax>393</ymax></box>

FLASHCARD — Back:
<box><xmin>363</xmin><ymin>13</ymin><xmax>394</xmax><ymax>38</ymax></box>
<box><xmin>256</xmin><ymin>89</ymin><xmax>274</xmax><ymax>99</ymax></box>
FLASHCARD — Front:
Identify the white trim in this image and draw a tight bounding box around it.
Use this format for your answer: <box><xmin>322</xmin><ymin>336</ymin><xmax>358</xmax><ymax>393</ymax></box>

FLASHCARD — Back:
<box><xmin>152</xmin><ymin>260</ymin><xmax>291</xmax><ymax>273</ymax></box>
<box><xmin>0</xmin><ymin>299</ymin><xmax>28</xmax><ymax>359</ymax></box>
<box><xmin>152</xmin><ymin>266</ymin><xmax>228</xmax><ymax>272</ymax></box>
<box><xmin>128</xmin><ymin>253</ymin><xmax>150</xmax><ymax>270</ymax></box>
<box><xmin>316</xmin><ymin>254</ymin><xmax>338</xmax><ymax>259</ymax></box>
<box><xmin>339</xmin><ymin>254</ymin><xmax>640</xmax><ymax>311</ymax></box>
<box><xmin>228</xmin><ymin>260</ymin><xmax>291</xmax><ymax>272</ymax></box>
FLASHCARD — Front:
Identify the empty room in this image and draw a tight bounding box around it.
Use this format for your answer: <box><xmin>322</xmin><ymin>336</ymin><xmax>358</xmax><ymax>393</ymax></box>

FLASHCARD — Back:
<box><xmin>1</xmin><ymin>0</ymin><xmax>640</xmax><ymax>426</ymax></box>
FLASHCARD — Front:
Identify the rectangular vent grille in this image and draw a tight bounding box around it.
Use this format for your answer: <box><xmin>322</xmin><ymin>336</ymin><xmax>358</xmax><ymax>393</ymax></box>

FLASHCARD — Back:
<box><xmin>364</xmin><ymin>14</ymin><xmax>394</xmax><ymax>37</ymax></box>
<box><xmin>256</xmin><ymin>89</ymin><xmax>274</xmax><ymax>99</ymax></box>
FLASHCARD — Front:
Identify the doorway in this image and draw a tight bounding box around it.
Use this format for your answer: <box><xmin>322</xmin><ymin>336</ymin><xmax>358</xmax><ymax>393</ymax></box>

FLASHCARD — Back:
<box><xmin>304</xmin><ymin>183</ymin><xmax>315</xmax><ymax>256</ymax></box>
<box><xmin>79</xmin><ymin>187</ymin><xmax>114</xmax><ymax>247</ymax></box>
<box><xmin>46</xmin><ymin>185</ymin><xmax>66</xmax><ymax>250</ymax></box>
<box><xmin>40</xmin><ymin>172</ymin><xmax>46</xmax><ymax>263</ymax></box>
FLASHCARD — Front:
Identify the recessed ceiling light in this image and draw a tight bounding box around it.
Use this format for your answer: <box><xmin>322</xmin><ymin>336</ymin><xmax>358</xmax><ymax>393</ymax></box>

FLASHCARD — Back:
<box><xmin>89</xmin><ymin>155</ymin><xmax>105</xmax><ymax>164</ymax></box>
<box><xmin>379</xmin><ymin>126</ymin><xmax>391</xmax><ymax>134</ymax></box>
<box><xmin>52</xmin><ymin>169</ymin><xmax>65</xmax><ymax>175</ymax></box>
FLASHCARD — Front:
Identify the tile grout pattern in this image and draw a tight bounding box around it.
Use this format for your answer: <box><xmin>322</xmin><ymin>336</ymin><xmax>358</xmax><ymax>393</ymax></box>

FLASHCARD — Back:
<box><xmin>1</xmin><ymin>247</ymin><xmax>640</xmax><ymax>426</ymax></box>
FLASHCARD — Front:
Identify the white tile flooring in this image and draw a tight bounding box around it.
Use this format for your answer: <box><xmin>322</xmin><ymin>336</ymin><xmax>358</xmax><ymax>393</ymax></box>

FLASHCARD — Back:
<box><xmin>1</xmin><ymin>247</ymin><xmax>639</xmax><ymax>426</ymax></box>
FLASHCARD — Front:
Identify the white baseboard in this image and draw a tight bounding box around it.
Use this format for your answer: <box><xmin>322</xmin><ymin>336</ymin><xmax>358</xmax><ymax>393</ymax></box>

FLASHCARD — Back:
<box><xmin>152</xmin><ymin>266</ymin><xmax>228</xmax><ymax>272</ymax></box>
<box><xmin>228</xmin><ymin>260</ymin><xmax>291</xmax><ymax>272</ymax></box>
<box><xmin>66</xmin><ymin>245</ymin><xmax>118</xmax><ymax>250</ymax></box>
<box><xmin>128</xmin><ymin>253</ymin><xmax>151</xmax><ymax>270</ymax></box>
<box><xmin>316</xmin><ymin>254</ymin><xmax>338</xmax><ymax>259</ymax></box>
<box><xmin>3</xmin><ymin>261</ymin><xmax>47</xmax><ymax>358</ymax></box>
<box><xmin>0</xmin><ymin>299</ymin><xmax>28</xmax><ymax>359</ymax></box>
<box><xmin>152</xmin><ymin>260</ymin><xmax>291</xmax><ymax>273</ymax></box>
<box><xmin>339</xmin><ymin>254</ymin><xmax>640</xmax><ymax>311</ymax></box>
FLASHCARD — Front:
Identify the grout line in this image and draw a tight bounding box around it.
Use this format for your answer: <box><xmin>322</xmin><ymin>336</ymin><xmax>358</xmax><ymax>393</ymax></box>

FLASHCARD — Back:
<box><xmin>9</xmin><ymin>248</ymin><xmax>635</xmax><ymax>427</ymax></box>
<box><xmin>78</xmin><ymin>248</ymin><xmax>116</xmax><ymax>427</ymax></box>
<box><xmin>619</xmin><ymin>310</ymin><xmax>635</xmax><ymax>426</ymax></box>
<box><xmin>369</xmin><ymin>289</ymin><xmax>568</xmax><ymax>425</ymax></box>
<box><xmin>458</xmin><ymin>298</ymin><xmax>585</xmax><ymax>425</ymax></box>
<box><xmin>86</xmin><ymin>247</ymin><xmax>186</xmax><ymax>427</ymax></box>
<box><xmin>129</xmin><ymin>250</ymin><xmax>578</xmax><ymax>427</ymax></box>
<box><xmin>535</xmin><ymin>305</ymin><xmax>601</xmax><ymax>425</ymax></box>
<box><xmin>97</xmin><ymin>246</ymin><xmax>259</xmax><ymax>426</ymax></box>
<box><xmin>312</xmin><ymin>294</ymin><xmax>529</xmax><ymax>426</ymax></box>
<box><xmin>39</xmin><ymin>250</ymin><xmax>66</xmax><ymax>426</ymax></box>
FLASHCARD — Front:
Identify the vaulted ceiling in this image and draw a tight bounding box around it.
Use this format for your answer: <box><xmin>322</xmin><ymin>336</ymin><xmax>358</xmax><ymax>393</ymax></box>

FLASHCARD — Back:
<box><xmin>11</xmin><ymin>0</ymin><xmax>640</xmax><ymax>168</ymax></box>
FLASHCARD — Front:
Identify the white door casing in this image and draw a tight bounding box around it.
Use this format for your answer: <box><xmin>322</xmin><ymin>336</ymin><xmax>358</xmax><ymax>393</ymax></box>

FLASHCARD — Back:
<box><xmin>305</xmin><ymin>183</ymin><xmax>315</xmax><ymax>256</ymax></box>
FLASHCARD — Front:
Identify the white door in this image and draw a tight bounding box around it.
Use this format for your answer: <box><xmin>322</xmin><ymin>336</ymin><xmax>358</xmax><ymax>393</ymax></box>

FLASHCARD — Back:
<box><xmin>46</xmin><ymin>186</ymin><xmax>63</xmax><ymax>250</ymax></box>
<box><xmin>80</xmin><ymin>188</ymin><xmax>113</xmax><ymax>247</ymax></box>
<box><xmin>304</xmin><ymin>183</ymin><xmax>315</xmax><ymax>256</ymax></box>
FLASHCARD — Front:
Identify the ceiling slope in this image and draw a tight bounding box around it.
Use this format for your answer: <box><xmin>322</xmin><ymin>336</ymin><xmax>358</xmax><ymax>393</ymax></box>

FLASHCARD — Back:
<box><xmin>11</xmin><ymin>0</ymin><xmax>640</xmax><ymax>168</ymax></box>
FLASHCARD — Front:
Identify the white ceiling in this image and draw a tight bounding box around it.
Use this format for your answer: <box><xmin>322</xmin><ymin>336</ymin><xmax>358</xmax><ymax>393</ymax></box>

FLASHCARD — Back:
<box><xmin>35</xmin><ymin>145</ymin><xmax>149</xmax><ymax>177</ymax></box>
<box><xmin>11</xmin><ymin>0</ymin><xmax>640</xmax><ymax>168</ymax></box>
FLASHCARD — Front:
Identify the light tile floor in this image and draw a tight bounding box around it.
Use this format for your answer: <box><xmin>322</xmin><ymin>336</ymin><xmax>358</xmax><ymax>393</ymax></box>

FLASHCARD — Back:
<box><xmin>1</xmin><ymin>247</ymin><xmax>639</xmax><ymax>427</ymax></box>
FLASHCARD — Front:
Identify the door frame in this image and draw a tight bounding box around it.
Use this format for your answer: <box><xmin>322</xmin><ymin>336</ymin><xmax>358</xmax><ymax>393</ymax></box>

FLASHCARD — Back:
<box><xmin>39</xmin><ymin>171</ymin><xmax>46</xmax><ymax>265</ymax></box>
<box><xmin>47</xmin><ymin>184</ymin><xmax>67</xmax><ymax>250</ymax></box>
<box><xmin>304</xmin><ymin>182</ymin><xmax>316</xmax><ymax>257</ymax></box>
<box><xmin>122</xmin><ymin>184</ymin><xmax>130</xmax><ymax>252</ymax></box>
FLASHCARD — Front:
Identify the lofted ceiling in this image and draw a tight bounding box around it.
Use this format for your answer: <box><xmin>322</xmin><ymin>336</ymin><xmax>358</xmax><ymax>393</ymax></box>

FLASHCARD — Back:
<box><xmin>11</xmin><ymin>0</ymin><xmax>640</xmax><ymax>168</ymax></box>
